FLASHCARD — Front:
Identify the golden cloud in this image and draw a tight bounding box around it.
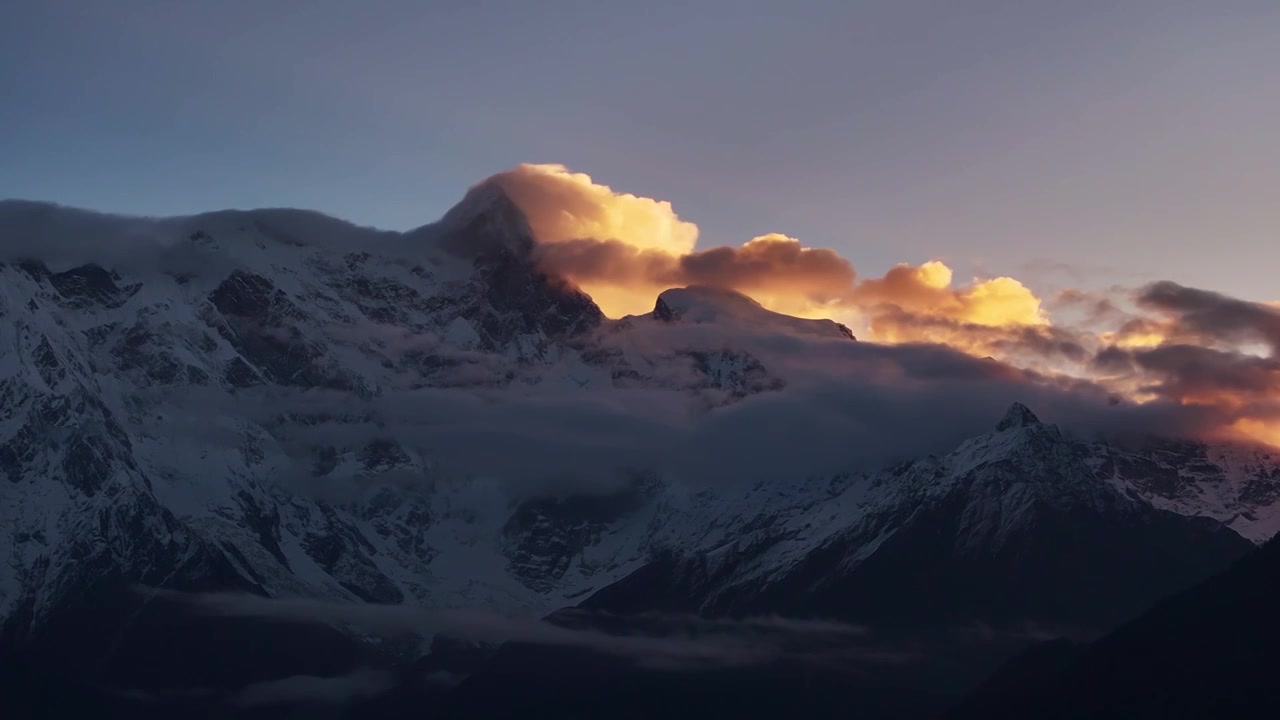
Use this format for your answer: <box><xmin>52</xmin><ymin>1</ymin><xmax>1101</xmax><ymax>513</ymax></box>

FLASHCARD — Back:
<box><xmin>476</xmin><ymin>164</ymin><xmax>1280</xmax><ymax>449</ymax></box>
<box><xmin>489</xmin><ymin>163</ymin><xmax>699</xmax><ymax>255</ymax></box>
<box><xmin>488</xmin><ymin>164</ymin><xmax>1050</xmax><ymax>333</ymax></box>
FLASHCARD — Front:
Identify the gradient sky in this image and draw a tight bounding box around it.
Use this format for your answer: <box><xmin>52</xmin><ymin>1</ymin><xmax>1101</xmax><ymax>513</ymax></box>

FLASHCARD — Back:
<box><xmin>3</xmin><ymin>0</ymin><xmax>1278</xmax><ymax>301</ymax></box>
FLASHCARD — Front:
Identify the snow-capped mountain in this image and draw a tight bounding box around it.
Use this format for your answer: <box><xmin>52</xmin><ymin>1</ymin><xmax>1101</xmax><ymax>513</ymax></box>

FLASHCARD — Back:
<box><xmin>581</xmin><ymin>403</ymin><xmax>1252</xmax><ymax>632</ymax></box>
<box><xmin>1</xmin><ymin>187</ymin><xmax>1278</xmax><ymax>709</ymax></box>
<box><xmin>0</xmin><ymin>188</ymin><xmax>814</xmax><ymax>630</ymax></box>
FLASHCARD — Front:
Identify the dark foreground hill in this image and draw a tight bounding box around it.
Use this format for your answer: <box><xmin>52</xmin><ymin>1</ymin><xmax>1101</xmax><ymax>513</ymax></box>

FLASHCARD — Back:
<box><xmin>952</xmin><ymin>533</ymin><xmax>1280</xmax><ymax>718</ymax></box>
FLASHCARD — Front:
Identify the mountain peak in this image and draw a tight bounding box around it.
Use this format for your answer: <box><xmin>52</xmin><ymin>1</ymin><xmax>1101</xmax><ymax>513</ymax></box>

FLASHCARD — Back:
<box><xmin>652</xmin><ymin>286</ymin><xmax>764</xmax><ymax>323</ymax></box>
<box><xmin>651</xmin><ymin>286</ymin><xmax>856</xmax><ymax>341</ymax></box>
<box><xmin>432</xmin><ymin>181</ymin><xmax>536</xmax><ymax>257</ymax></box>
<box><xmin>996</xmin><ymin>402</ymin><xmax>1041</xmax><ymax>431</ymax></box>
<box><xmin>441</xmin><ymin>181</ymin><xmax>523</xmax><ymax>224</ymax></box>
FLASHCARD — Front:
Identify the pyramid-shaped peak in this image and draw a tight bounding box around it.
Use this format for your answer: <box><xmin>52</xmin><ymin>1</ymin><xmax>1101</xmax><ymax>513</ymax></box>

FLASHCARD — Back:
<box><xmin>431</xmin><ymin>181</ymin><xmax>536</xmax><ymax>257</ymax></box>
<box><xmin>439</xmin><ymin>181</ymin><xmax>527</xmax><ymax>230</ymax></box>
<box><xmin>996</xmin><ymin>402</ymin><xmax>1041</xmax><ymax>431</ymax></box>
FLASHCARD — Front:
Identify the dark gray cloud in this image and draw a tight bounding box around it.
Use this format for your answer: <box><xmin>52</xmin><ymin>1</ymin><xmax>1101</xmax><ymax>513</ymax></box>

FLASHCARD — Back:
<box><xmin>191</xmin><ymin>303</ymin><xmax>1221</xmax><ymax>502</ymax></box>
<box><xmin>1134</xmin><ymin>344</ymin><xmax>1280</xmax><ymax>396</ymax></box>
<box><xmin>1137</xmin><ymin>281</ymin><xmax>1280</xmax><ymax>355</ymax></box>
<box><xmin>247</xmin><ymin>322</ymin><xmax>1224</xmax><ymax>502</ymax></box>
<box><xmin>533</xmin><ymin>233</ymin><xmax>858</xmax><ymax>308</ymax></box>
<box><xmin>1091</xmin><ymin>344</ymin><xmax>1280</xmax><ymax>427</ymax></box>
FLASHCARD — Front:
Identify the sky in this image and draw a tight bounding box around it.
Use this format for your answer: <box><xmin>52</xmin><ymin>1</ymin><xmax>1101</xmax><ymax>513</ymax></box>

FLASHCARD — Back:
<box><xmin>3</xmin><ymin>0</ymin><xmax>1279</xmax><ymax>303</ymax></box>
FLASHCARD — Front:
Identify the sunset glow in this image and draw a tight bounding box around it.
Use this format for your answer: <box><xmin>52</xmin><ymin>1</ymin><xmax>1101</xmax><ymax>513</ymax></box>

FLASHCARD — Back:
<box><xmin>466</xmin><ymin>162</ymin><xmax>1280</xmax><ymax>450</ymax></box>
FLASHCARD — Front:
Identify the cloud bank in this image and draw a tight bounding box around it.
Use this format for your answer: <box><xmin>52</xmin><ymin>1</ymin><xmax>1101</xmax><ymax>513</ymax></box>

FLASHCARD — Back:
<box><xmin>161</xmin><ymin>293</ymin><xmax>1209</xmax><ymax>502</ymax></box>
<box><xmin>469</xmin><ymin>163</ymin><xmax>1278</xmax><ymax>449</ymax></box>
<box><xmin>481</xmin><ymin>164</ymin><xmax>1046</xmax><ymax>333</ymax></box>
<box><xmin>143</xmin><ymin>588</ymin><xmax>903</xmax><ymax>674</ymax></box>
<box><xmin>4</xmin><ymin>163</ymin><xmax>1275</xmax><ymax>466</ymax></box>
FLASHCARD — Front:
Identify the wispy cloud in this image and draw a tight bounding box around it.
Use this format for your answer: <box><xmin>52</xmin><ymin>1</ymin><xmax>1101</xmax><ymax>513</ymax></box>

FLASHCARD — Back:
<box><xmin>228</xmin><ymin>669</ymin><xmax>395</xmax><ymax>708</ymax></box>
<box><xmin>140</xmin><ymin>588</ymin><xmax>906</xmax><ymax>672</ymax></box>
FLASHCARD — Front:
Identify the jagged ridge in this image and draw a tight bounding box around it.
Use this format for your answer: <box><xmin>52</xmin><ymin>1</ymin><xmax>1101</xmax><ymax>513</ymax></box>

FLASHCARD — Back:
<box><xmin>2</xmin><ymin>195</ymin><xmax>1280</xmax><ymax>709</ymax></box>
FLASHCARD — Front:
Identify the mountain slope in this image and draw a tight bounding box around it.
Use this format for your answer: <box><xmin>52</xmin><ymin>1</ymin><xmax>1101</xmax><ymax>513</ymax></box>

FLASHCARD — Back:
<box><xmin>2</xmin><ymin>192</ymin><xmax>1279</xmax><ymax>714</ymax></box>
<box><xmin>583</xmin><ymin>405</ymin><xmax>1252</xmax><ymax>631</ymax></box>
<box><xmin>952</xmin><ymin>534</ymin><xmax>1280</xmax><ymax>718</ymax></box>
<box><xmin>462</xmin><ymin>406</ymin><xmax>1254</xmax><ymax>701</ymax></box>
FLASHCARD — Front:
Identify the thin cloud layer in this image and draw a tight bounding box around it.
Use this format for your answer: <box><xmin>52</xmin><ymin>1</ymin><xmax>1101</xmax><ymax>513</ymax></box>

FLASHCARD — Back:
<box><xmin>144</xmin><ymin>588</ymin><xmax>905</xmax><ymax>673</ymax></box>
<box><xmin>1136</xmin><ymin>281</ymin><xmax>1280</xmax><ymax>354</ymax></box>
<box><xmin>229</xmin><ymin>669</ymin><xmax>394</xmax><ymax>708</ymax></box>
<box><xmin>213</xmin><ymin>309</ymin><xmax>1212</xmax><ymax>501</ymax></box>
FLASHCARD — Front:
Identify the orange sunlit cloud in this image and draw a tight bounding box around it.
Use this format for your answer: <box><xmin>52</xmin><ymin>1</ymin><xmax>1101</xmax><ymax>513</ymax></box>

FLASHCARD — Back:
<box><xmin>484</xmin><ymin>165</ymin><xmax>1048</xmax><ymax>336</ymax></box>
<box><xmin>1232</xmin><ymin>418</ymin><xmax>1280</xmax><ymax>447</ymax></box>
<box><xmin>477</xmin><ymin>163</ymin><xmax>1280</xmax><ymax>450</ymax></box>
<box><xmin>487</xmin><ymin>165</ymin><xmax>862</xmax><ymax>318</ymax></box>
<box><xmin>850</xmin><ymin>261</ymin><xmax>1047</xmax><ymax>347</ymax></box>
<box><xmin>491</xmin><ymin>163</ymin><xmax>699</xmax><ymax>256</ymax></box>
<box><xmin>852</xmin><ymin>261</ymin><xmax>1045</xmax><ymax>326</ymax></box>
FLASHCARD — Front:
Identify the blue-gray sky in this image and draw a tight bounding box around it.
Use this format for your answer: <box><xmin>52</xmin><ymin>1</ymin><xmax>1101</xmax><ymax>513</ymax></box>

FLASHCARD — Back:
<box><xmin>3</xmin><ymin>0</ymin><xmax>1278</xmax><ymax>300</ymax></box>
